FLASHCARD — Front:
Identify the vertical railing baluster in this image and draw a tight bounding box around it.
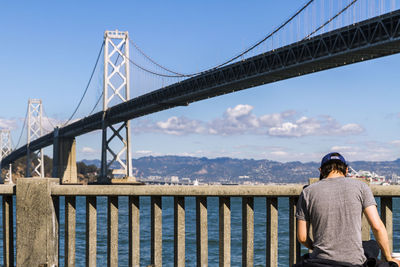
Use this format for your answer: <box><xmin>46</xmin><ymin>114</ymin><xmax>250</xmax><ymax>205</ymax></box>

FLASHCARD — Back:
<box><xmin>242</xmin><ymin>197</ymin><xmax>254</xmax><ymax>267</ymax></box>
<box><xmin>266</xmin><ymin>197</ymin><xmax>278</xmax><ymax>267</ymax></box>
<box><xmin>54</xmin><ymin>196</ymin><xmax>60</xmax><ymax>267</ymax></box>
<box><xmin>65</xmin><ymin>196</ymin><xmax>76</xmax><ymax>267</ymax></box>
<box><xmin>174</xmin><ymin>197</ymin><xmax>185</xmax><ymax>267</ymax></box>
<box><xmin>219</xmin><ymin>197</ymin><xmax>231</xmax><ymax>267</ymax></box>
<box><xmin>86</xmin><ymin>196</ymin><xmax>97</xmax><ymax>267</ymax></box>
<box><xmin>151</xmin><ymin>196</ymin><xmax>162</xmax><ymax>267</ymax></box>
<box><xmin>2</xmin><ymin>195</ymin><xmax>13</xmax><ymax>267</ymax></box>
<box><xmin>129</xmin><ymin>196</ymin><xmax>140</xmax><ymax>267</ymax></box>
<box><xmin>196</xmin><ymin>196</ymin><xmax>208</xmax><ymax>267</ymax></box>
<box><xmin>107</xmin><ymin>196</ymin><xmax>118</xmax><ymax>267</ymax></box>
<box><xmin>381</xmin><ymin>197</ymin><xmax>393</xmax><ymax>251</ymax></box>
<box><xmin>289</xmin><ymin>196</ymin><xmax>300</xmax><ymax>266</ymax></box>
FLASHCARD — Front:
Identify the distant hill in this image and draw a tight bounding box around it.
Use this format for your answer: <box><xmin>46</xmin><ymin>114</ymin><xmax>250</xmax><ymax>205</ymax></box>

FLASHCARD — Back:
<box><xmin>82</xmin><ymin>156</ymin><xmax>400</xmax><ymax>184</ymax></box>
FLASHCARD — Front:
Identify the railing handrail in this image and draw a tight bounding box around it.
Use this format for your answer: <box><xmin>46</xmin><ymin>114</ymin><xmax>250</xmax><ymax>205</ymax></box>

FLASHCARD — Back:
<box><xmin>50</xmin><ymin>184</ymin><xmax>304</xmax><ymax>196</ymax></box>
<box><xmin>49</xmin><ymin>183</ymin><xmax>400</xmax><ymax>197</ymax></box>
<box><xmin>371</xmin><ymin>185</ymin><xmax>400</xmax><ymax>196</ymax></box>
<box><xmin>2</xmin><ymin>183</ymin><xmax>400</xmax><ymax>197</ymax></box>
<box><xmin>0</xmin><ymin>184</ymin><xmax>16</xmax><ymax>195</ymax></box>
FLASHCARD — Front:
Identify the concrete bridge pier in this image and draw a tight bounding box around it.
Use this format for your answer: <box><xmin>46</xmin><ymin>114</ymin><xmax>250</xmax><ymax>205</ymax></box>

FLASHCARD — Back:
<box><xmin>53</xmin><ymin>128</ymin><xmax>77</xmax><ymax>184</ymax></box>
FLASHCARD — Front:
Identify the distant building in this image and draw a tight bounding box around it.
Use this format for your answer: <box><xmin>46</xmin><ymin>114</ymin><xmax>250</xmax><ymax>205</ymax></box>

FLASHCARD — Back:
<box><xmin>170</xmin><ymin>176</ymin><xmax>179</xmax><ymax>183</ymax></box>
<box><xmin>391</xmin><ymin>174</ymin><xmax>400</xmax><ymax>184</ymax></box>
<box><xmin>181</xmin><ymin>177</ymin><xmax>191</xmax><ymax>184</ymax></box>
<box><xmin>147</xmin><ymin>175</ymin><xmax>162</xmax><ymax>181</ymax></box>
<box><xmin>348</xmin><ymin>168</ymin><xmax>386</xmax><ymax>184</ymax></box>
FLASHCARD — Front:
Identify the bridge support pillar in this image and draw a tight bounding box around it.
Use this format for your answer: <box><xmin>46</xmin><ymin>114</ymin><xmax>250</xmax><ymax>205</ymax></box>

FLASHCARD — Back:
<box><xmin>53</xmin><ymin>128</ymin><xmax>77</xmax><ymax>184</ymax></box>
<box><xmin>0</xmin><ymin>129</ymin><xmax>13</xmax><ymax>184</ymax></box>
<box><xmin>100</xmin><ymin>30</ymin><xmax>134</xmax><ymax>183</ymax></box>
<box><xmin>16</xmin><ymin>178</ymin><xmax>59</xmax><ymax>267</ymax></box>
<box><xmin>27</xmin><ymin>99</ymin><xmax>45</xmax><ymax>178</ymax></box>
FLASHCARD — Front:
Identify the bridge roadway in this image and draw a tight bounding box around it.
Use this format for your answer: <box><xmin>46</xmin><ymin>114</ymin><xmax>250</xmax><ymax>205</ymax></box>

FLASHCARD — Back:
<box><xmin>3</xmin><ymin>10</ymin><xmax>400</xmax><ymax>166</ymax></box>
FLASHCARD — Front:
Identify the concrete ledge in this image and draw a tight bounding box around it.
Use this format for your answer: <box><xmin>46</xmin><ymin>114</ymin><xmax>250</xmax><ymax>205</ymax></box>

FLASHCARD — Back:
<box><xmin>50</xmin><ymin>184</ymin><xmax>400</xmax><ymax>197</ymax></box>
<box><xmin>51</xmin><ymin>184</ymin><xmax>304</xmax><ymax>196</ymax></box>
<box><xmin>0</xmin><ymin>184</ymin><xmax>15</xmax><ymax>195</ymax></box>
<box><xmin>371</xmin><ymin>185</ymin><xmax>400</xmax><ymax>196</ymax></box>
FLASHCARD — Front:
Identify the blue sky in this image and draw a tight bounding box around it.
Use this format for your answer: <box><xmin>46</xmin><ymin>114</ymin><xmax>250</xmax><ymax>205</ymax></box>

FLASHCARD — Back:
<box><xmin>1</xmin><ymin>0</ymin><xmax>400</xmax><ymax>163</ymax></box>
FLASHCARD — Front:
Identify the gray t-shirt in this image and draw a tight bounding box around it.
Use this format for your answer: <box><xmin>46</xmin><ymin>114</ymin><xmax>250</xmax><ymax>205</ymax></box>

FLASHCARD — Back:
<box><xmin>295</xmin><ymin>177</ymin><xmax>376</xmax><ymax>265</ymax></box>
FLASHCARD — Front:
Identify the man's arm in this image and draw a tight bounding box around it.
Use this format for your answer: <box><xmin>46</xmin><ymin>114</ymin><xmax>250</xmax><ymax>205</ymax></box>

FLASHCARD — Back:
<box><xmin>297</xmin><ymin>219</ymin><xmax>313</xmax><ymax>250</ymax></box>
<box><xmin>364</xmin><ymin>205</ymin><xmax>400</xmax><ymax>265</ymax></box>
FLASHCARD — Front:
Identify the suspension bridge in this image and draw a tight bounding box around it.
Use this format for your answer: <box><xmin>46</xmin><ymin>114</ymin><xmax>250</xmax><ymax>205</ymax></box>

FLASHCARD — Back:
<box><xmin>1</xmin><ymin>0</ymin><xmax>400</xmax><ymax>183</ymax></box>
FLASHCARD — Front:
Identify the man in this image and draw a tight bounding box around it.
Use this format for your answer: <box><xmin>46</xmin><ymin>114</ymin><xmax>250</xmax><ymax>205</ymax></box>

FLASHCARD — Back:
<box><xmin>295</xmin><ymin>152</ymin><xmax>400</xmax><ymax>266</ymax></box>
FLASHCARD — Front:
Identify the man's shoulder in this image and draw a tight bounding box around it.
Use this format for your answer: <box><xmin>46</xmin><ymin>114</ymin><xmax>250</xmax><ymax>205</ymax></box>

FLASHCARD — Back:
<box><xmin>343</xmin><ymin>177</ymin><xmax>370</xmax><ymax>188</ymax></box>
<box><xmin>303</xmin><ymin>177</ymin><xmax>369</xmax><ymax>193</ymax></box>
<box><xmin>302</xmin><ymin>180</ymin><xmax>324</xmax><ymax>195</ymax></box>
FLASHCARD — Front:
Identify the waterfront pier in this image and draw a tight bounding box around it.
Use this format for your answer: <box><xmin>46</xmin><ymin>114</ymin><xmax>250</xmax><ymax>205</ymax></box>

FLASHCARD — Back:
<box><xmin>0</xmin><ymin>180</ymin><xmax>398</xmax><ymax>266</ymax></box>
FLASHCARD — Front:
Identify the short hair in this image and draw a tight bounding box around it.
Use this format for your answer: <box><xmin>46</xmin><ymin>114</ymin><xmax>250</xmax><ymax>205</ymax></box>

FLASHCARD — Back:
<box><xmin>320</xmin><ymin>152</ymin><xmax>348</xmax><ymax>179</ymax></box>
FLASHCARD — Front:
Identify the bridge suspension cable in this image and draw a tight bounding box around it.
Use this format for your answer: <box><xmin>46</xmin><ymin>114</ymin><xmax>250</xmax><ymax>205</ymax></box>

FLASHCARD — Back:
<box><xmin>14</xmin><ymin>105</ymin><xmax>28</xmax><ymax>150</ymax></box>
<box><xmin>62</xmin><ymin>41</ymin><xmax>104</xmax><ymax>126</ymax></box>
<box><xmin>127</xmin><ymin>0</ymin><xmax>400</xmax><ymax>82</ymax></box>
<box><xmin>126</xmin><ymin>0</ymin><xmax>315</xmax><ymax>79</ymax></box>
<box><xmin>42</xmin><ymin>106</ymin><xmax>57</xmax><ymax>133</ymax></box>
<box><xmin>129</xmin><ymin>39</ymin><xmax>192</xmax><ymax>77</ymax></box>
<box><xmin>89</xmin><ymin>92</ymin><xmax>103</xmax><ymax>116</ymax></box>
<box><xmin>88</xmin><ymin>41</ymin><xmax>123</xmax><ymax>116</ymax></box>
<box><xmin>198</xmin><ymin>0</ymin><xmax>315</xmax><ymax>71</ymax></box>
<box><xmin>126</xmin><ymin>53</ymin><xmax>186</xmax><ymax>78</ymax></box>
<box><xmin>303</xmin><ymin>0</ymin><xmax>359</xmax><ymax>40</ymax></box>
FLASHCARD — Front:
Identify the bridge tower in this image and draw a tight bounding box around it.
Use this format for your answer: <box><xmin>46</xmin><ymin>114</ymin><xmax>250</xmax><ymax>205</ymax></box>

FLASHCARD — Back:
<box><xmin>0</xmin><ymin>129</ymin><xmax>12</xmax><ymax>183</ymax></box>
<box><xmin>27</xmin><ymin>99</ymin><xmax>44</xmax><ymax>177</ymax></box>
<box><xmin>100</xmin><ymin>30</ymin><xmax>133</xmax><ymax>182</ymax></box>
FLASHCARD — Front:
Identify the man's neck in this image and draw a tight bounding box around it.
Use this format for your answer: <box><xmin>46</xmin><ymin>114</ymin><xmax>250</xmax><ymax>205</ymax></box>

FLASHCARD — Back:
<box><xmin>326</xmin><ymin>171</ymin><xmax>345</xmax><ymax>179</ymax></box>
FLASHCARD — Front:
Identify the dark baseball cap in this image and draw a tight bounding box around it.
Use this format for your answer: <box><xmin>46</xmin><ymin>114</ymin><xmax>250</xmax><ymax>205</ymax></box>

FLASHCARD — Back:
<box><xmin>320</xmin><ymin>152</ymin><xmax>347</xmax><ymax>167</ymax></box>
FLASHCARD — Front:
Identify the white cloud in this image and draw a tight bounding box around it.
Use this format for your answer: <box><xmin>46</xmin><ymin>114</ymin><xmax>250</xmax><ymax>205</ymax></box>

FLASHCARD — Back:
<box><xmin>330</xmin><ymin>146</ymin><xmax>353</xmax><ymax>151</ymax></box>
<box><xmin>41</xmin><ymin>116</ymin><xmax>65</xmax><ymax>133</ymax></box>
<box><xmin>81</xmin><ymin>147</ymin><xmax>97</xmax><ymax>155</ymax></box>
<box><xmin>269</xmin><ymin>116</ymin><xmax>322</xmax><ymax>137</ymax></box>
<box><xmin>226</xmin><ymin>104</ymin><xmax>254</xmax><ymax>118</ymax></box>
<box><xmin>268</xmin><ymin>116</ymin><xmax>363</xmax><ymax>137</ymax></box>
<box><xmin>156</xmin><ymin>116</ymin><xmax>206</xmax><ymax>135</ymax></box>
<box><xmin>134</xmin><ymin>150</ymin><xmax>161</xmax><ymax>157</ymax></box>
<box><xmin>133</xmin><ymin>105</ymin><xmax>364</xmax><ymax>137</ymax></box>
<box><xmin>136</xmin><ymin>150</ymin><xmax>153</xmax><ymax>154</ymax></box>
<box><xmin>269</xmin><ymin>122</ymin><xmax>299</xmax><ymax>136</ymax></box>
<box><xmin>390</xmin><ymin>140</ymin><xmax>400</xmax><ymax>146</ymax></box>
<box><xmin>259</xmin><ymin>110</ymin><xmax>296</xmax><ymax>127</ymax></box>
<box><xmin>337</xmin><ymin>123</ymin><xmax>364</xmax><ymax>135</ymax></box>
<box><xmin>328</xmin><ymin>142</ymin><xmax>397</xmax><ymax>162</ymax></box>
<box><xmin>0</xmin><ymin>118</ymin><xmax>18</xmax><ymax>130</ymax></box>
<box><xmin>208</xmin><ymin>104</ymin><xmax>260</xmax><ymax>135</ymax></box>
<box><xmin>270</xmin><ymin>150</ymin><xmax>288</xmax><ymax>156</ymax></box>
